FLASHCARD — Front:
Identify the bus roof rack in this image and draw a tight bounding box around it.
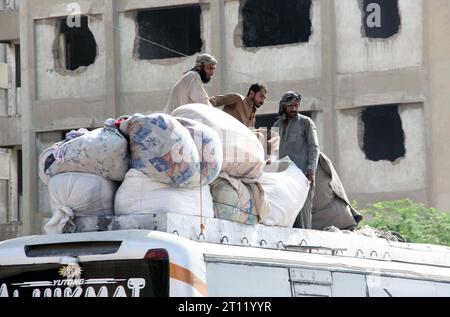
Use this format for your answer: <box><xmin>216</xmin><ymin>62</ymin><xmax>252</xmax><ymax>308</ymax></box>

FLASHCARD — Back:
<box><xmin>69</xmin><ymin>213</ymin><xmax>450</xmax><ymax>268</ymax></box>
<box><xmin>282</xmin><ymin>244</ymin><xmax>348</xmax><ymax>256</ymax></box>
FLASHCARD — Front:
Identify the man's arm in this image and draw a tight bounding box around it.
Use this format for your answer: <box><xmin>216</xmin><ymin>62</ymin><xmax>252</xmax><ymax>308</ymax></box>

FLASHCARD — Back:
<box><xmin>306</xmin><ymin>119</ymin><xmax>320</xmax><ymax>182</ymax></box>
<box><xmin>209</xmin><ymin>94</ymin><xmax>243</xmax><ymax>108</ymax></box>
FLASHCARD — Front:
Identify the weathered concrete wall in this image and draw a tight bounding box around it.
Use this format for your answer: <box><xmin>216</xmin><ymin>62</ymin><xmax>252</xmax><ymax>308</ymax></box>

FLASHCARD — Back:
<box><xmin>0</xmin><ymin>0</ymin><xmax>20</xmax><ymax>11</ymax></box>
<box><xmin>336</xmin><ymin>0</ymin><xmax>423</xmax><ymax>74</ymax></box>
<box><xmin>335</xmin><ymin>69</ymin><xmax>425</xmax><ymax>110</ymax></box>
<box><xmin>0</xmin><ymin>10</ymin><xmax>20</xmax><ymax>41</ymax></box>
<box><xmin>118</xmin><ymin>5</ymin><xmax>213</xmax><ymax>113</ymax></box>
<box><xmin>425</xmin><ymin>1</ymin><xmax>450</xmax><ymax>212</ymax></box>
<box><xmin>0</xmin><ymin>44</ymin><xmax>6</xmax><ymax>116</ymax></box>
<box><xmin>36</xmin><ymin>131</ymin><xmax>61</xmax><ymax>218</ymax></box>
<box><xmin>313</xmin><ymin>112</ymin><xmax>324</xmax><ymax>152</ymax></box>
<box><xmin>0</xmin><ymin>180</ymin><xmax>7</xmax><ymax>224</ymax></box>
<box><xmin>0</xmin><ymin>117</ymin><xmax>20</xmax><ymax>145</ymax></box>
<box><xmin>34</xmin><ymin>17</ymin><xmax>105</xmax><ymax>100</ymax></box>
<box><xmin>338</xmin><ymin>103</ymin><xmax>426</xmax><ymax>201</ymax></box>
<box><xmin>223</xmin><ymin>0</ymin><xmax>321</xmax><ymax>88</ymax></box>
<box><xmin>0</xmin><ymin>222</ymin><xmax>21</xmax><ymax>241</ymax></box>
<box><xmin>0</xmin><ymin>43</ymin><xmax>4</xmax><ymax>62</ymax></box>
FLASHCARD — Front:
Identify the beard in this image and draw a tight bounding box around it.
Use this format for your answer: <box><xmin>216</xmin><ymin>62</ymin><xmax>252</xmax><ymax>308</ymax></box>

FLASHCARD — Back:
<box><xmin>250</xmin><ymin>96</ymin><xmax>263</xmax><ymax>108</ymax></box>
<box><xmin>199</xmin><ymin>68</ymin><xmax>211</xmax><ymax>84</ymax></box>
<box><xmin>287</xmin><ymin>111</ymin><xmax>298</xmax><ymax>118</ymax></box>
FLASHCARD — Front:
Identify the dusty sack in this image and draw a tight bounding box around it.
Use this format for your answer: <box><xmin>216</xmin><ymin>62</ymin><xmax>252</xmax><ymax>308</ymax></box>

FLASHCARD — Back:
<box><xmin>39</xmin><ymin>123</ymin><xmax>129</xmax><ymax>184</ymax></box>
<box><xmin>312</xmin><ymin>153</ymin><xmax>363</xmax><ymax>230</ymax></box>
<box><xmin>175</xmin><ymin>117</ymin><xmax>223</xmax><ymax>186</ymax></box>
<box><xmin>115</xmin><ymin>169</ymin><xmax>214</xmax><ymax>218</ymax></box>
<box><xmin>44</xmin><ymin>173</ymin><xmax>117</xmax><ymax>234</ymax></box>
<box><xmin>120</xmin><ymin>113</ymin><xmax>202</xmax><ymax>188</ymax></box>
<box><xmin>259</xmin><ymin>158</ymin><xmax>310</xmax><ymax>227</ymax></box>
<box><xmin>172</xmin><ymin>104</ymin><xmax>265</xmax><ymax>179</ymax></box>
<box><xmin>210</xmin><ymin>173</ymin><xmax>268</xmax><ymax>225</ymax></box>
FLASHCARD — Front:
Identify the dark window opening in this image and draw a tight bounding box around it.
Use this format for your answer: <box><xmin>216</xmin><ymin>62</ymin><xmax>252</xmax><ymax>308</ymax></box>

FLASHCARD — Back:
<box><xmin>60</xmin><ymin>16</ymin><xmax>97</xmax><ymax>71</ymax></box>
<box><xmin>255</xmin><ymin>111</ymin><xmax>313</xmax><ymax>130</ymax></box>
<box><xmin>255</xmin><ymin>114</ymin><xmax>278</xmax><ymax>130</ymax></box>
<box><xmin>15</xmin><ymin>45</ymin><xmax>20</xmax><ymax>88</ymax></box>
<box><xmin>362</xmin><ymin>0</ymin><xmax>400</xmax><ymax>39</ymax></box>
<box><xmin>300</xmin><ymin>111</ymin><xmax>312</xmax><ymax>119</ymax></box>
<box><xmin>362</xmin><ymin>105</ymin><xmax>405</xmax><ymax>162</ymax></box>
<box><xmin>242</xmin><ymin>0</ymin><xmax>312</xmax><ymax>48</ymax></box>
<box><xmin>255</xmin><ymin>112</ymin><xmax>314</xmax><ymax>158</ymax></box>
<box><xmin>61</xmin><ymin>130</ymin><xmax>72</xmax><ymax>141</ymax></box>
<box><xmin>137</xmin><ymin>6</ymin><xmax>202</xmax><ymax>60</ymax></box>
<box><xmin>255</xmin><ymin>114</ymin><xmax>277</xmax><ymax>158</ymax></box>
<box><xmin>17</xmin><ymin>149</ymin><xmax>22</xmax><ymax>197</ymax></box>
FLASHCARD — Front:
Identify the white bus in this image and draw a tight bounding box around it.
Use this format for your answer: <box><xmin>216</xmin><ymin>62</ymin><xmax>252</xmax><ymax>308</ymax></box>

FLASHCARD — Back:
<box><xmin>1</xmin><ymin>213</ymin><xmax>450</xmax><ymax>297</ymax></box>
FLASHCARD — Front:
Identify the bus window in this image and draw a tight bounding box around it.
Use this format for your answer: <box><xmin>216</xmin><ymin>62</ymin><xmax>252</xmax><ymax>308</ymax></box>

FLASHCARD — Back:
<box><xmin>367</xmin><ymin>275</ymin><xmax>450</xmax><ymax>297</ymax></box>
<box><xmin>331</xmin><ymin>272</ymin><xmax>367</xmax><ymax>297</ymax></box>
<box><xmin>290</xmin><ymin>268</ymin><xmax>332</xmax><ymax>297</ymax></box>
<box><xmin>206</xmin><ymin>263</ymin><xmax>291</xmax><ymax>297</ymax></box>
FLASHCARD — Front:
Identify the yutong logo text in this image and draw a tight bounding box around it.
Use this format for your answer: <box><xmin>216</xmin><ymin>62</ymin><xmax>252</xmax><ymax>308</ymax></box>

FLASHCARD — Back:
<box><xmin>0</xmin><ymin>278</ymin><xmax>146</xmax><ymax>297</ymax></box>
<box><xmin>0</xmin><ymin>263</ymin><xmax>146</xmax><ymax>297</ymax></box>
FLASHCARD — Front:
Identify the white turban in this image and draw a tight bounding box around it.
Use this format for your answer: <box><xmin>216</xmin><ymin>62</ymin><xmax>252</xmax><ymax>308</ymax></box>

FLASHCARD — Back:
<box><xmin>195</xmin><ymin>54</ymin><xmax>217</xmax><ymax>67</ymax></box>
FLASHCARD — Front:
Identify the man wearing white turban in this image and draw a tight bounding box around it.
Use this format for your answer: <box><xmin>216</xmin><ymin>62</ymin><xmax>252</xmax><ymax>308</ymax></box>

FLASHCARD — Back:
<box><xmin>164</xmin><ymin>54</ymin><xmax>217</xmax><ymax>114</ymax></box>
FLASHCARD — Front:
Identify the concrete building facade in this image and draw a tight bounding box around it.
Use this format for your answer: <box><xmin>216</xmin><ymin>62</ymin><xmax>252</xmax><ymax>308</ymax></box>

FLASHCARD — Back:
<box><xmin>0</xmin><ymin>0</ymin><xmax>449</xmax><ymax>239</ymax></box>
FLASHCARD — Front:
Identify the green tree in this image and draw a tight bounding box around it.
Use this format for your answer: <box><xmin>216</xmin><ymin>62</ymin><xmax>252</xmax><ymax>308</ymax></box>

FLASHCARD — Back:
<box><xmin>359</xmin><ymin>199</ymin><xmax>450</xmax><ymax>246</ymax></box>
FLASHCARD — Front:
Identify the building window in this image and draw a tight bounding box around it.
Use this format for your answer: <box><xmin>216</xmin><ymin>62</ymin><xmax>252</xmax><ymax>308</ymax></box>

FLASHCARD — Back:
<box><xmin>300</xmin><ymin>111</ymin><xmax>313</xmax><ymax>119</ymax></box>
<box><xmin>362</xmin><ymin>0</ymin><xmax>400</xmax><ymax>39</ymax></box>
<box><xmin>255</xmin><ymin>114</ymin><xmax>277</xmax><ymax>131</ymax></box>
<box><xmin>242</xmin><ymin>0</ymin><xmax>312</xmax><ymax>48</ymax></box>
<box><xmin>17</xmin><ymin>149</ymin><xmax>21</xmax><ymax>198</ymax></box>
<box><xmin>15</xmin><ymin>44</ymin><xmax>20</xmax><ymax>88</ymax></box>
<box><xmin>361</xmin><ymin>105</ymin><xmax>405</xmax><ymax>162</ymax></box>
<box><xmin>137</xmin><ymin>6</ymin><xmax>202</xmax><ymax>60</ymax></box>
<box><xmin>255</xmin><ymin>111</ymin><xmax>313</xmax><ymax>130</ymax></box>
<box><xmin>58</xmin><ymin>16</ymin><xmax>97</xmax><ymax>71</ymax></box>
<box><xmin>255</xmin><ymin>112</ymin><xmax>314</xmax><ymax>159</ymax></box>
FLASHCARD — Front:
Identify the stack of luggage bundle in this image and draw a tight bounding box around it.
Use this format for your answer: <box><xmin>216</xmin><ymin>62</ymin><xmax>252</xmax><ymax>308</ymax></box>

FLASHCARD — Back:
<box><xmin>39</xmin><ymin>120</ymin><xmax>129</xmax><ymax>234</ymax></box>
<box><xmin>39</xmin><ymin>104</ymin><xmax>314</xmax><ymax>235</ymax></box>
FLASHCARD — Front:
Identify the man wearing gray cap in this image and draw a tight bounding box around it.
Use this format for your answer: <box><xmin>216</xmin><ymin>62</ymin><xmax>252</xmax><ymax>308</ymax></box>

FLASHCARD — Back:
<box><xmin>164</xmin><ymin>54</ymin><xmax>217</xmax><ymax>114</ymax></box>
<box><xmin>273</xmin><ymin>91</ymin><xmax>320</xmax><ymax>229</ymax></box>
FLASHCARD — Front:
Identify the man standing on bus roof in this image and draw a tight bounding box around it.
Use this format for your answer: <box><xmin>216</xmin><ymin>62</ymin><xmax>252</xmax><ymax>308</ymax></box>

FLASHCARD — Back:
<box><xmin>209</xmin><ymin>83</ymin><xmax>268</xmax><ymax>128</ymax></box>
<box><xmin>273</xmin><ymin>91</ymin><xmax>320</xmax><ymax>229</ymax></box>
<box><xmin>164</xmin><ymin>54</ymin><xmax>217</xmax><ymax>114</ymax></box>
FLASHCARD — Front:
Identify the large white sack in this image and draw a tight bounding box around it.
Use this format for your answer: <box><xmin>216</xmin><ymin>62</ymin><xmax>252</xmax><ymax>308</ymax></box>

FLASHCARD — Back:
<box><xmin>39</xmin><ymin>124</ymin><xmax>129</xmax><ymax>184</ymax></box>
<box><xmin>120</xmin><ymin>113</ymin><xmax>202</xmax><ymax>188</ymax></box>
<box><xmin>115</xmin><ymin>169</ymin><xmax>214</xmax><ymax>218</ymax></box>
<box><xmin>172</xmin><ymin>104</ymin><xmax>265</xmax><ymax>179</ymax></box>
<box><xmin>44</xmin><ymin>173</ymin><xmax>117</xmax><ymax>234</ymax></box>
<box><xmin>175</xmin><ymin>117</ymin><xmax>223</xmax><ymax>185</ymax></box>
<box><xmin>259</xmin><ymin>158</ymin><xmax>310</xmax><ymax>227</ymax></box>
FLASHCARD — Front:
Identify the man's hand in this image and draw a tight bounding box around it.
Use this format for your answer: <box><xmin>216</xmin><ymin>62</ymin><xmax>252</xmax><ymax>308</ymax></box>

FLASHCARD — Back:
<box><xmin>305</xmin><ymin>169</ymin><xmax>315</xmax><ymax>184</ymax></box>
